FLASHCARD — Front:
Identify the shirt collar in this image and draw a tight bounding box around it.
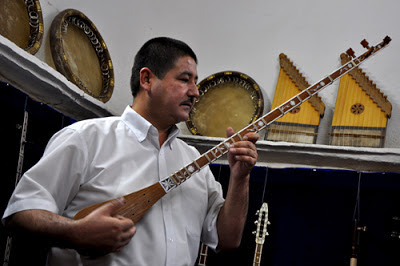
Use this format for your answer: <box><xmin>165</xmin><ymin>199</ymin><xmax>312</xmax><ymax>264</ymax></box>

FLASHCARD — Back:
<box><xmin>121</xmin><ymin>106</ymin><xmax>180</xmax><ymax>148</ymax></box>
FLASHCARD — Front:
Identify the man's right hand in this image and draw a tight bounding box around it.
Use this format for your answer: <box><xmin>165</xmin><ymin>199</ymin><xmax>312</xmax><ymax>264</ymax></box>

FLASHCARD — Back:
<box><xmin>73</xmin><ymin>198</ymin><xmax>136</xmax><ymax>255</ymax></box>
<box><xmin>5</xmin><ymin>198</ymin><xmax>136</xmax><ymax>257</ymax></box>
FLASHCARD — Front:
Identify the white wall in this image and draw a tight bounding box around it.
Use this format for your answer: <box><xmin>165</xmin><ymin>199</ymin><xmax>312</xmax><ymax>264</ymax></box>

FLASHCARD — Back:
<box><xmin>33</xmin><ymin>0</ymin><xmax>400</xmax><ymax>147</ymax></box>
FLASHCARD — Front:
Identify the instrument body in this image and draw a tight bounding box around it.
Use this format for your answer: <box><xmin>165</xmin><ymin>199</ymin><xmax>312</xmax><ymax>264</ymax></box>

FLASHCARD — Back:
<box><xmin>74</xmin><ymin>37</ymin><xmax>391</xmax><ymax>223</ymax></box>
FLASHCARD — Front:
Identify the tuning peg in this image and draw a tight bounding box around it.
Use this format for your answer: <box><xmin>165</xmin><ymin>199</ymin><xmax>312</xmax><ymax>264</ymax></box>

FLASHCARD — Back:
<box><xmin>357</xmin><ymin>226</ymin><xmax>367</xmax><ymax>232</ymax></box>
<box><xmin>256</xmin><ymin>210</ymin><xmax>260</xmax><ymax>215</ymax></box>
<box><xmin>267</xmin><ymin>221</ymin><xmax>271</xmax><ymax>225</ymax></box>
<box><xmin>254</xmin><ymin>221</ymin><xmax>258</xmax><ymax>225</ymax></box>
<box><xmin>252</xmin><ymin>231</ymin><xmax>256</xmax><ymax>235</ymax></box>
<box><xmin>346</xmin><ymin>48</ymin><xmax>355</xmax><ymax>58</ymax></box>
<box><xmin>383</xmin><ymin>36</ymin><xmax>392</xmax><ymax>44</ymax></box>
<box><xmin>361</xmin><ymin>39</ymin><xmax>370</xmax><ymax>49</ymax></box>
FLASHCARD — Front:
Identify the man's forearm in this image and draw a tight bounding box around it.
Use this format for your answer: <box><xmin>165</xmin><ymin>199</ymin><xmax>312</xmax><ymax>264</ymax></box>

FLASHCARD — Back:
<box><xmin>6</xmin><ymin>209</ymin><xmax>81</xmax><ymax>248</ymax></box>
<box><xmin>216</xmin><ymin>173</ymin><xmax>250</xmax><ymax>249</ymax></box>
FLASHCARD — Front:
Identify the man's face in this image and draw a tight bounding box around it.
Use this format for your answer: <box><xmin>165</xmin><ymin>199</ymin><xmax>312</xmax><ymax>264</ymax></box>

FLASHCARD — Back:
<box><xmin>150</xmin><ymin>56</ymin><xmax>199</xmax><ymax>126</ymax></box>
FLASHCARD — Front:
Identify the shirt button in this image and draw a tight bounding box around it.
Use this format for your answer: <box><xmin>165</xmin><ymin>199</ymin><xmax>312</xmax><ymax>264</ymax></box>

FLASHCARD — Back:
<box><xmin>168</xmin><ymin>238</ymin><xmax>174</xmax><ymax>242</ymax></box>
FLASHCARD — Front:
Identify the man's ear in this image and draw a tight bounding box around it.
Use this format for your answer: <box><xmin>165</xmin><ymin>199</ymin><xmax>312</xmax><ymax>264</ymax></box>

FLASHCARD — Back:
<box><xmin>139</xmin><ymin>67</ymin><xmax>153</xmax><ymax>92</ymax></box>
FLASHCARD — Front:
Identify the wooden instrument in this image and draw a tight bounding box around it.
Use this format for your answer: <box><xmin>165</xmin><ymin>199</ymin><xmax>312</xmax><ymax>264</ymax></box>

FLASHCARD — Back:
<box><xmin>186</xmin><ymin>71</ymin><xmax>264</xmax><ymax>137</ymax></box>
<box><xmin>265</xmin><ymin>53</ymin><xmax>325</xmax><ymax>144</ymax></box>
<box><xmin>0</xmin><ymin>0</ymin><xmax>44</xmax><ymax>55</ymax></box>
<box><xmin>74</xmin><ymin>36</ymin><xmax>391</xmax><ymax>223</ymax></box>
<box><xmin>350</xmin><ymin>219</ymin><xmax>367</xmax><ymax>266</ymax></box>
<box><xmin>197</xmin><ymin>243</ymin><xmax>209</xmax><ymax>266</ymax></box>
<box><xmin>330</xmin><ymin>52</ymin><xmax>391</xmax><ymax>148</ymax></box>
<box><xmin>252</xmin><ymin>203</ymin><xmax>270</xmax><ymax>266</ymax></box>
<box><xmin>50</xmin><ymin>9</ymin><xmax>114</xmax><ymax>103</ymax></box>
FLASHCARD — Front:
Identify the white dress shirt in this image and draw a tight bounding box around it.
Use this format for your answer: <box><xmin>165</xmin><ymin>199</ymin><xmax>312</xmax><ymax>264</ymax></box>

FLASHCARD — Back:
<box><xmin>2</xmin><ymin>106</ymin><xmax>224</xmax><ymax>266</ymax></box>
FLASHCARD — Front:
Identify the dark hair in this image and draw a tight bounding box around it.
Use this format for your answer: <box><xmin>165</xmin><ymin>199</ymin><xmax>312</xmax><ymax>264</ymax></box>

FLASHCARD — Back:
<box><xmin>130</xmin><ymin>37</ymin><xmax>197</xmax><ymax>97</ymax></box>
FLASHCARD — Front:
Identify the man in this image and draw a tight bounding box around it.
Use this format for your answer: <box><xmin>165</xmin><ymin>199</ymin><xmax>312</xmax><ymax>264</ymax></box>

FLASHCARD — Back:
<box><xmin>3</xmin><ymin>37</ymin><xmax>259</xmax><ymax>265</ymax></box>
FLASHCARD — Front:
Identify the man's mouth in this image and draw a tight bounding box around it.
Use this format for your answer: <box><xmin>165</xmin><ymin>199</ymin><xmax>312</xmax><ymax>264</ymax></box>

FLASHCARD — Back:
<box><xmin>181</xmin><ymin>99</ymin><xmax>194</xmax><ymax>109</ymax></box>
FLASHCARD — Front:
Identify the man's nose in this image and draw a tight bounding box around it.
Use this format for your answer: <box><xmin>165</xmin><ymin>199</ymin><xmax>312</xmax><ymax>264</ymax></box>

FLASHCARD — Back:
<box><xmin>189</xmin><ymin>82</ymin><xmax>199</xmax><ymax>98</ymax></box>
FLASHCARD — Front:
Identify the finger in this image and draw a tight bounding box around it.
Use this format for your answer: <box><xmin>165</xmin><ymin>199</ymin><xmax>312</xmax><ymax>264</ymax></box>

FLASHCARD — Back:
<box><xmin>230</xmin><ymin>139</ymin><xmax>257</xmax><ymax>151</ymax></box>
<box><xmin>243</xmin><ymin>132</ymin><xmax>259</xmax><ymax>143</ymax></box>
<box><xmin>117</xmin><ymin>217</ymin><xmax>135</xmax><ymax>232</ymax></box>
<box><xmin>95</xmin><ymin>197</ymin><xmax>125</xmax><ymax>216</ymax></box>
<box><xmin>226</xmin><ymin>127</ymin><xmax>235</xmax><ymax>138</ymax></box>
<box><xmin>231</xmin><ymin>148</ymin><xmax>258</xmax><ymax>161</ymax></box>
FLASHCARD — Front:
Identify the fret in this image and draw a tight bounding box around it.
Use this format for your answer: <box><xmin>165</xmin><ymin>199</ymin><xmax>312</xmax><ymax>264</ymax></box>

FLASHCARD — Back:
<box><xmin>193</xmin><ymin>160</ymin><xmax>201</xmax><ymax>170</ymax></box>
<box><xmin>254</xmin><ymin>118</ymin><xmax>267</xmax><ymax>131</ymax></box>
<box><xmin>204</xmin><ymin>153</ymin><xmax>212</xmax><ymax>163</ymax></box>
<box><xmin>210</xmin><ymin>148</ymin><xmax>220</xmax><ymax>158</ymax></box>
<box><xmin>218</xmin><ymin>143</ymin><xmax>229</xmax><ymax>155</ymax></box>
<box><xmin>222</xmin><ymin>141</ymin><xmax>231</xmax><ymax>150</ymax></box>
<box><xmin>187</xmin><ymin>162</ymin><xmax>199</xmax><ymax>174</ymax></box>
<box><xmin>176</xmin><ymin>171</ymin><xmax>186</xmax><ymax>183</ymax></box>
<box><xmin>206</xmin><ymin>151</ymin><xmax>217</xmax><ymax>162</ymax></box>
<box><xmin>183</xmin><ymin>166</ymin><xmax>192</xmax><ymax>177</ymax></box>
<box><xmin>216</xmin><ymin>144</ymin><xmax>225</xmax><ymax>154</ymax></box>
<box><xmin>250</xmin><ymin>123</ymin><xmax>258</xmax><ymax>132</ymax></box>
<box><xmin>171</xmin><ymin>174</ymin><xmax>180</xmax><ymax>185</ymax></box>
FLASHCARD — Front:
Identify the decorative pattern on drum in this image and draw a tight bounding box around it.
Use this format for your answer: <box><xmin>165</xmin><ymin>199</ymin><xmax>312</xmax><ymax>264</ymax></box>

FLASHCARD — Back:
<box><xmin>0</xmin><ymin>0</ymin><xmax>44</xmax><ymax>55</ymax></box>
<box><xmin>49</xmin><ymin>9</ymin><xmax>114</xmax><ymax>103</ymax></box>
<box><xmin>186</xmin><ymin>71</ymin><xmax>264</xmax><ymax>137</ymax></box>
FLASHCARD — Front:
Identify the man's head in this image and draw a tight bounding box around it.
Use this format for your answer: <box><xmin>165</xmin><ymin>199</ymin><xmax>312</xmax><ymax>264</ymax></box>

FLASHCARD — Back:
<box><xmin>130</xmin><ymin>37</ymin><xmax>198</xmax><ymax>97</ymax></box>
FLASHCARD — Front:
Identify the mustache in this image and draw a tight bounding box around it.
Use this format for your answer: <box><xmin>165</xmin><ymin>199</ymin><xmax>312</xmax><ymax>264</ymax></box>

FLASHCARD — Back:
<box><xmin>181</xmin><ymin>97</ymin><xmax>196</xmax><ymax>106</ymax></box>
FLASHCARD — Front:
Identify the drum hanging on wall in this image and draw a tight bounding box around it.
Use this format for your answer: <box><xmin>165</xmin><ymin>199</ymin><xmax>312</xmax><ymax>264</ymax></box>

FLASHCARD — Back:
<box><xmin>49</xmin><ymin>9</ymin><xmax>114</xmax><ymax>103</ymax></box>
<box><xmin>186</xmin><ymin>71</ymin><xmax>264</xmax><ymax>137</ymax></box>
<box><xmin>0</xmin><ymin>0</ymin><xmax>44</xmax><ymax>54</ymax></box>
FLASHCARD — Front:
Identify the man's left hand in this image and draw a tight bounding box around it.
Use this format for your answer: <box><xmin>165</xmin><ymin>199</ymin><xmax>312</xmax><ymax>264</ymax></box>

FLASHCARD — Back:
<box><xmin>226</xmin><ymin>127</ymin><xmax>259</xmax><ymax>179</ymax></box>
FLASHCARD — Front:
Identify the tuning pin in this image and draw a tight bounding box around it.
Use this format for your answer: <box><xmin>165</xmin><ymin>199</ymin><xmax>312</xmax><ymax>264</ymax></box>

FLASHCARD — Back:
<box><xmin>384</xmin><ymin>36</ymin><xmax>392</xmax><ymax>44</ymax></box>
<box><xmin>357</xmin><ymin>226</ymin><xmax>367</xmax><ymax>232</ymax></box>
<box><xmin>361</xmin><ymin>39</ymin><xmax>370</xmax><ymax>49</ymax></box>
<box><xmin>346</xmin><ymin>48</ymin><xmax>355</xmax><ymax>58</ymax></box>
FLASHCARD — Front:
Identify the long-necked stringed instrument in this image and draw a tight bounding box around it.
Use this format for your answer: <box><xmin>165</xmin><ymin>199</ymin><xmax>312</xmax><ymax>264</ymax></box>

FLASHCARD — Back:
<box><xmin>252</xmin><ymin>203</ymin><xmax>270</xmax><ymax>266</ymax></box>
<box><xmin>74</xmin><ymin>36</ymin><xmax>391</xmax><ymax>223</ymax></box>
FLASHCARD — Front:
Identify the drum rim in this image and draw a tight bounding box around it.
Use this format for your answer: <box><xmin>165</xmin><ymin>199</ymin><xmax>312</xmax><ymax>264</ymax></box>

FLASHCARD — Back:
<box><xmin>0</xmin><ymin>0</ymin><xmax>44</xmax><ymax>54</ymax></box>
<box><xmin>49</xmin><ymin>8</ymin><xmax>114</xmax><ymax>103</ymax></box>
<box><xmin>186</xmin><ymin>70</ymin><xmax>264</xmax><ymax>136</ymax></box>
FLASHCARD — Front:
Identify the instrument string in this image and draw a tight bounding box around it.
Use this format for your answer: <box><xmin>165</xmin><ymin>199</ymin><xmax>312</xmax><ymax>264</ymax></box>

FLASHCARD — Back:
<box><xmin>352</xmin><ymin>172</ymin><xmax>362</xmax><ymax>221</ymax></box>
<box><xmin>261</xmin><ymin>167</ymin><xmax>269</xmax><ymax>205</ymax></box>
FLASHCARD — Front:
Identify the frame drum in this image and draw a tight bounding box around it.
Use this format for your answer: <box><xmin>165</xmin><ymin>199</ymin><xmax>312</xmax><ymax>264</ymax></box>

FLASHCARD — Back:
<box><xmin>0</xmin><ymin>0</ymin><xmax>43</xmax><ymax>54</ymax></box>
<box><xmin>50</xmin><ymin>9</ymin><xmax>114</xmax><ymax>103</ymax></box>
<box><xmin>186</xmin><ymin>71</ymin><xmax>264</xmax><ymax>137</ymax></box>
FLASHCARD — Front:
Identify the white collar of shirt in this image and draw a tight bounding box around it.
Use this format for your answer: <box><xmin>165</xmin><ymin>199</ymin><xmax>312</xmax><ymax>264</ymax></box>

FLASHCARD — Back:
<box><xmin>121</xmin><ymin>106</ymin><xmax>180</xmax><ymax>149</ymax></box>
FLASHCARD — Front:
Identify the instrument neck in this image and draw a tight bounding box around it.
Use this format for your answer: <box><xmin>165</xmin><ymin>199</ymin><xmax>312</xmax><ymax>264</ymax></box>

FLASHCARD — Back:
<box><xmin>253</xmin><ymin>243</ymin><xmax>263</xmax><ymax>266</ymax></box>
<box><xmin>197</xmin><ymin>243</ymin><xmax>208</xmax><ymax>266</ymax></box>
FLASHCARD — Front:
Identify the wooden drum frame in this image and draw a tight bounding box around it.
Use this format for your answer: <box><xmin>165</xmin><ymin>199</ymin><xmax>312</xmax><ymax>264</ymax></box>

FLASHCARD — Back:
<box><xmin>49</xmin><ymin>9</ymin><xmax>114</xmax><ymax>103</ymax></box>
<box><xmin>0</xmin><ymin>0</ymin><xmax>44</xmax><ymax>54</ymax></box>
